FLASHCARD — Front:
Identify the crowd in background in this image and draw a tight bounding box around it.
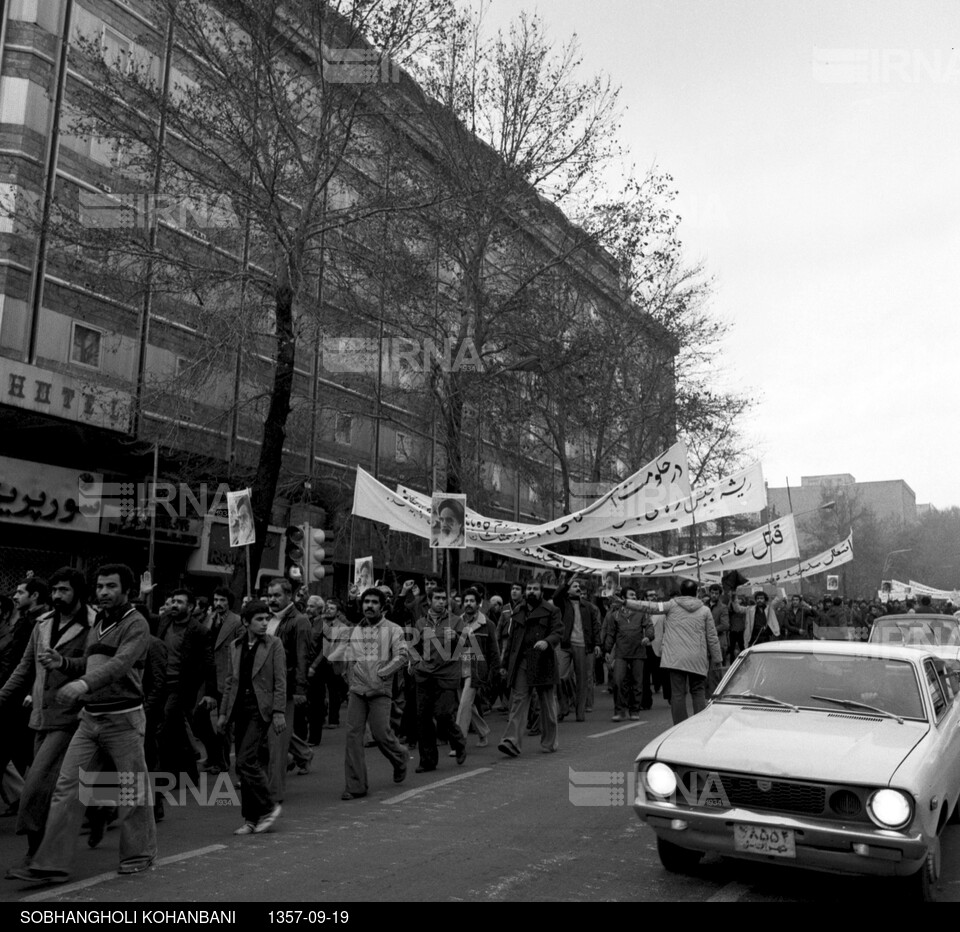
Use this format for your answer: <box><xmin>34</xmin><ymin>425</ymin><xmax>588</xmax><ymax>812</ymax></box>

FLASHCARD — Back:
<box><xmin>0</xmin><ymin>562</ymin><xmax>956</xmax><ymax>886</ymax></box>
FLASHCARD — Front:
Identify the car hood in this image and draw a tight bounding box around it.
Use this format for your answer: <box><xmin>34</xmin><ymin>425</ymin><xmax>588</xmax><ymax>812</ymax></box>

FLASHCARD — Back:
<box><xmin>647</xmin><ymin>704</ymin><xmax>929</xmax><ymax>784</ymax></box>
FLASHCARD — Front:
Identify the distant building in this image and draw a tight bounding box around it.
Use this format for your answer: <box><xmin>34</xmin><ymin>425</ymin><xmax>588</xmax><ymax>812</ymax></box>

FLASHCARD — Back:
<box><xmin>766</xmin><ymin>474</ymin><xmax>917</xmax><ymax>552</ymax></box>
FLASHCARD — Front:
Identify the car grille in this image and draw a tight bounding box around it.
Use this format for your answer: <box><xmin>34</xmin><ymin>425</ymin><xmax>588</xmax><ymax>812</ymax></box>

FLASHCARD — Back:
<box><xmin>673</xmin><ymin>767</ymin><xmax>874</xmax><ymax>821</ymax></box>
<box><xmin>829</xmin><ymin>789</ymin><xmax>863</xmax><ymax>817</ymax></box>
<box><xmin>720</xmin><ymin>775</ymin><xmax>825</xmax><ymax>815</ymax></box>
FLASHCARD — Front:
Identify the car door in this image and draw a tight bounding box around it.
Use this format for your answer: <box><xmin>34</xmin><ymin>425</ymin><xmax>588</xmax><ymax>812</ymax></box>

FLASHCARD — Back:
<box><xmin>922</xmin><ymin>657</ymin><xmax>960</xmax><ymax>821</ymax></box>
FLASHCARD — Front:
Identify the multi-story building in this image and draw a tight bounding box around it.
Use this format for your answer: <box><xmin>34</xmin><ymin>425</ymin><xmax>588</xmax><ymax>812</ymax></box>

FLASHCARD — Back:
<box><xmin>0</xmin><ymin>0</ymin><xmax>675</xmax><ymax>598</ymax></box>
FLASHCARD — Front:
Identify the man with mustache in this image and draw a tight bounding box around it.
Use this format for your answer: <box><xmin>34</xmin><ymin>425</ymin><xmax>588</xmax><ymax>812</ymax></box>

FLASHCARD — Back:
<box><xmin>156</xmin><ymin>588</ymin><xmax>218</xmax><ymax>788</ymax></box>
<box><xmin>7</xmin><ymin>563</ymin><xmax>155</xmax><ymax>884</ymax></box>
<box><xmin>497</xmin><ymin>581</ymin><xmax>563</xmax><ymax>757</ymax></box>
<box><xmin>341</xmin><ymin>588</ymin><xmax>409</xmax><ymax>799</ymax></box>
<box><xmin>264</xmin><ymin>579</ymin><xmax>313</xmax><ymax>796</ymax></box>
<box><xmin>0</xmin><ymin>568</ymin><xmax>92</xmax><ymax>873</ymax></box>
<box><xmin>412</xmin><ymin>589</ymin><xmax>467</xmax><ymax>772</ymax></box>
<box><xmin>553</xmin><ymin>572</ymin><xmax>601</xmax><ymax>722</ymax></box>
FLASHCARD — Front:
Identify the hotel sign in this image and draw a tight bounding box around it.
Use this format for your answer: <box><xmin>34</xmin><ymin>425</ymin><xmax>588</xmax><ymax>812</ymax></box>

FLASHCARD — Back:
<box><xmin>0</xmin><ymin>455</ymin><xmax>102</xmax><ymax>534</ymax></box>
<box><xmin>2</xmin><ymin>360</ymin><xmax>132</xmax><ymax>433</ymax></box>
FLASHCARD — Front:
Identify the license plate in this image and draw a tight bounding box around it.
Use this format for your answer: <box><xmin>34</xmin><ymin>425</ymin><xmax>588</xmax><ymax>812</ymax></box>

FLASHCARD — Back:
<box><xmin>734</xmin><ymin>824</ymin><xmax>796</xmax><ymax>858</ymax></box>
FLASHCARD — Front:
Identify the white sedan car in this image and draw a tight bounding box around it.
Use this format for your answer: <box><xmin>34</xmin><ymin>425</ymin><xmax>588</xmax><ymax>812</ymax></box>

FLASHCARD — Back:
<box><xmin>633</xmin><ymin>641</ymin><xmax>960</xmax><ymax>900</ymax></box>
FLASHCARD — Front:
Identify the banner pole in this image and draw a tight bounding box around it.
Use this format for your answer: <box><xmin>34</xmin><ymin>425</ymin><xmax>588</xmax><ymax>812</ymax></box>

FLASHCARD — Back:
<box><xmin>689</xmin><ymin>503</ymin><xmax>702</xmax><ymax>588</ymax></box>
<box><xmin>446</xmin><ymin>550</ymin><xmax>453</xmax><ymax>614</ymax></box>
<box><xmin>786</xmin><ymin>477</ymin><xmax>804</xmax><ymax>599</ymax></box>
<box><xmin>245</xmin><ymin>544</ymin><xmax>253</xmax><ymax>598</ymax></box>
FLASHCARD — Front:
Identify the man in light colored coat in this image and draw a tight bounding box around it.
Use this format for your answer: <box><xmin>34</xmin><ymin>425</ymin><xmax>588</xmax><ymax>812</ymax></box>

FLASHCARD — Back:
<box><xmin>742</xmin><ymin>590</ymin><xmax>781</xmax><ymax>647</ymax></box>
<box><xmin>615</xmin><ymin>580</ymin><xmax>722</xmax><ymax>724</ymax></box>
<box><xmin>341</xmin><ymin>589</ymin><xmax>409</xmax><ymax>799</ymax></box>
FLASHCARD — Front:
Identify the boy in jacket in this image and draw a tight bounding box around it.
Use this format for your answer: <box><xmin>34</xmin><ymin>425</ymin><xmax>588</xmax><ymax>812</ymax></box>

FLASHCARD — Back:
<box><xmin>218</xmin><ymin>600</ymin><xmax>285</xmax><ymax>835</ymax></box>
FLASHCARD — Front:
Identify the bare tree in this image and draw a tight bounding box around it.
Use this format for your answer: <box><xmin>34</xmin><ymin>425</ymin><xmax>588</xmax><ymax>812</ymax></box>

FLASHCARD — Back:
<box><xmin>37</xmin><ymin>0</ymin><xmax>455</xmax><ymax>580</ymax></box>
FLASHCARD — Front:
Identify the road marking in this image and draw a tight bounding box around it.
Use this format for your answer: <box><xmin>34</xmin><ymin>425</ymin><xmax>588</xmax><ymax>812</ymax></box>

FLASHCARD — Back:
<box><xmin>382</xmin><ymin>767</ymin><xmax>491</xmax><ymax>804</ymax></box>
<box><xmin>20</xmin><ymin>844</ymin><xmax>228</xmax><ymax>902</ymax></box>
<box><xmin>587</xmin><ymin>721</ymin><xmax>646</xmax><ymax>738</ymax></box>
<box><xmin>480</xmin><ymin>852</ymin><xmax>577</xmax><ymax>899</ymax></box>
<box><xmin>706</xmin><ymin>882</ymin><xmax>750</xmax><ymax>902</ymax></box>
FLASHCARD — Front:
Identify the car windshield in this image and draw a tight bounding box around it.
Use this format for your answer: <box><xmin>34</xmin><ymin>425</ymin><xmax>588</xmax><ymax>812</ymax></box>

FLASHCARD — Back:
<box><xmin>715</xmin><ymin>651</ymin><xmax>926</xmax><ymax>721</ymax></box>
<box><xmin>870</xmin><ymin>619</ymin><xmax>960</xmax><ymax>649</ymax></box>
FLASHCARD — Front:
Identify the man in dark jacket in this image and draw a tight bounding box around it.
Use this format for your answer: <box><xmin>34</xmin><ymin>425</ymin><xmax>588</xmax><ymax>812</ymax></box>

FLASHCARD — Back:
<box><xmin>603</xmin><ymin>585</ymin><xmax>654</xmax><ymax>720</ymax></box>
<box><xmin>218</xmin><ymin>600</ymin><xmax>286</xmax><ymax>834</ymax></box>
<box><xmin>1</xmin><ymin>577</ymin><xmax>51</xmax><ymax>783</ymax></box>
<box><xmin>781</xmin><ymin>594</ymin><xmax>819</xmax><ymax>640</ymax></box>
<box><xmin>199</xmin><ymin>587</ymin><xmax>241</xmax><ymax>771</ymax></box>
<box><xmin>497</xmin><ymin>581</ymin><xmax>563</xmax><ymax>757</ymax></box>
<box><xmin>412</xmin><ymin>590</ymin><xmax>466</xmax><ymax>772</ymax></box>
<box><xmin>264</xmin><ymin>578</ymin><xmax>313</xmax><ymax>799</ymax></box>
<box><xmin>156</xmin><ymin>588</ymin><xmax>218</xmax><ymax>788</ymax></box>
<box><xmin>705</xmin><ymin>585</ymin><xmax>730</xmax><ymax>698</ymax></box>
<box><xmin>454</xmin><ymin>589</ymin><xmax>499</xmax><ymax>748</ymax></box>
<box><xmin>0</xmin><ymin>568</ymin><xmax>90</xmax><ymax>871</ymax></box>
<box><xmin>553</xmin><ymin>573</ymin><xmax>601</xmax><ymax>722</ymax></box>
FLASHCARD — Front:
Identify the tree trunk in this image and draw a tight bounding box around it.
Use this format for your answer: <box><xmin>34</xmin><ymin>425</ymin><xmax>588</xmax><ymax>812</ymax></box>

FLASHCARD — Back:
<box><xmin>248</xmin><ymin>273</ymin><xmax>296</xmax><ymax>585</ymax></box>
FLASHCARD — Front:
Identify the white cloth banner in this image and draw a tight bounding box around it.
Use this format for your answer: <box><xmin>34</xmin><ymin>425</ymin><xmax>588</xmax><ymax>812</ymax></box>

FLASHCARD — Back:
<box><xmin>497</xmin><ymin>515</ymin><xmax>799</xmax><ymax>577</ymax></box>
<box><xmin>386</xmin><ymin>442</ymin><xmax>691</xmax><ymax>545</ymax></box>
<box><xmin>908</xmin><ymin>580</ymin><xmax>958</xmax><ymax>601</ymax></box>
<box><xmin>354</xmin><ymin>466</ymin><xmax>795</xmax><ymax>577</ymax></box>
<box><xmin>494</xmin><ymin>455</ymin><xmax>767</xmax><ymax>545</ymax></box>
<box><xmin>744</xmin><ymin>533</ymin><xmax>854</xmax><ymax>586</ymax></box>
<box><xmin>396</xmin><ymin>453</ymin><xmax>764</xmax><ymax>547</ymax></box>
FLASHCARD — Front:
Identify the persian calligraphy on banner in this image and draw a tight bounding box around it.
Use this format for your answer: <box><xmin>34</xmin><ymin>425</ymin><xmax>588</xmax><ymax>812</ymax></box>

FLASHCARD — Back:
<box><xmin>354</xmin><ymin>465</ymin><xmax>790</xmax><ymax>576</ymax></box>
<box><xmin>0</xmin><ymin>455</ymin><xmax>102</xmax><ymax>534</ymax></box>
<box><xmin>493</xmin><ymin>515</ymin><xmax>799</xmax><ymax>577</ymax></box>
<box><xmin>500</xmin><ymin>459</ymin><xmax>766</xmax><ymax>544</ymax></box>
<box><xmin>744</xmin><ymin>533</ymin><xmax>854</xmax><ymax>585</ymax></box>
<box><xmin>391</xmin><ymin>441</ymin><xmax>692</xmax><ymax>544</ymax></box>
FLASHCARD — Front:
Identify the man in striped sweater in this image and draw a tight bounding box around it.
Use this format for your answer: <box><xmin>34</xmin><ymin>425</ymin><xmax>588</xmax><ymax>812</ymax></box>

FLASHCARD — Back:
<box><xmin>7</xmin><ymin>564</ymin><xmax>156</xmax><ymax>886</ymax></box>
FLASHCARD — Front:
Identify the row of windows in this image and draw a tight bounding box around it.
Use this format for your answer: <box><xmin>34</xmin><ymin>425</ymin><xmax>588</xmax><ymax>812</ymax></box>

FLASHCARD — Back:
<box><xmin>63</xmin><ymin>324</ymin><xmax>404</xmax><ymax>460</ymax></box>
<box><xmin>66</xmin><ymin>319</ymin><xmax>189</xmax><ymax>376</ymax></box>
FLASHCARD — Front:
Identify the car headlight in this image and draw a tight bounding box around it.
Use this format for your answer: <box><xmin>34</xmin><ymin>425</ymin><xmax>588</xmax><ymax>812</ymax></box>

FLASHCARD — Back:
<box><xmin>645</xmin><ymin>762</ymin><xmax>678</xmax><ymax>798</ymax></box>
<box><xmin>867</xmin><ymin>789</ymin><xmax>913</xmax><ymax>829</ymax></box>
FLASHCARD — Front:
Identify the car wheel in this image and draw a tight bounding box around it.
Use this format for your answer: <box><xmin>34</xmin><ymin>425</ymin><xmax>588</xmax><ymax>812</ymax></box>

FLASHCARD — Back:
<box><xmin>907</xmin><ymin>835</ymin><xmax>942</xmax><ymax>902</ymax></box>
<box><xmin>656</xmin><ymin>836</ymin><xmax>704</xmax><ymax>874</ymax></box>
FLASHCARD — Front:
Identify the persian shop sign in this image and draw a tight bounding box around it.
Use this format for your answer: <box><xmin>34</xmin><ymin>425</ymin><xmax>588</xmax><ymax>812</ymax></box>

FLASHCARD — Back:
<box><xmin>0</xmin><ymin>455</ymin><xmax>102</xmax><ymax>533</ymax></box>
<box><xmin>3</xmin><ymin>360</ymin><xmax>132</xmax><ymax>433</ymax></box>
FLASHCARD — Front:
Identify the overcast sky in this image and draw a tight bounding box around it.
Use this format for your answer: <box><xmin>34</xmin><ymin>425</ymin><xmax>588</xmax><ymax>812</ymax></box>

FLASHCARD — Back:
<box><xmin>476</xmin><ymin>0</ymin><xmax>960</xmax><ymax>507</ymax></box>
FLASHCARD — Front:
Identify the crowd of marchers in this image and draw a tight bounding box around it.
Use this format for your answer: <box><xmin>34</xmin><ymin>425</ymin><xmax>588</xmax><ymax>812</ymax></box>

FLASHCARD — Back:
<box><xmin>0</xmin><ymin>564</ymin><xmax>956</xmax><ymax>887</ymax></box>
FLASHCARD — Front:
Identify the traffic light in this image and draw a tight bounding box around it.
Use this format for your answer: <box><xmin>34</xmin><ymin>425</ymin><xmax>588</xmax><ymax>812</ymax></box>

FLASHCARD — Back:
<box><xmin>284</xmin><ymin>524</ymin><xmax>306</xmax><ymax>589</ymax></box>
<box><xmin>305</xmin><ymin>525</ymin><xmax>331</xmax><ymax>583</ymax></box>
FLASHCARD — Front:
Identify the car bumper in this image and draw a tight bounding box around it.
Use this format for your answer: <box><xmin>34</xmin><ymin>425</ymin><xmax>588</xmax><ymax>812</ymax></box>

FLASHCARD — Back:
<box><xmin>634</xmin><ymin>801</ymin><xmax>929</xmax><ymax>877</ymax></box>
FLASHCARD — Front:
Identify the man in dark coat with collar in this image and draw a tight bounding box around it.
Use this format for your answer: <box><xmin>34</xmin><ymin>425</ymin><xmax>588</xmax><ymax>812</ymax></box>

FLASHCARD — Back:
<box><xmin>199</xmin><ymin>587</ymin><xmax>242</xmax><ymax>772</ymax></box>
<box><xmin>553</xmin><ymin>572</ymin><xmax>601</xmax><ymax>722</ymax></box>
<box><xmin>156</xmin><ymin>588</ymin><xmax>218</xmax><ymax>787</ymax></box>
<box><xmin>497</xmin><ymin>581</ymin><xmax>563</xmax><ymax>757</ymax></box>
<box><xmin>264</xmin><ymin>578</ymin><xmax>313</xmax><ymax>800</ymax></box>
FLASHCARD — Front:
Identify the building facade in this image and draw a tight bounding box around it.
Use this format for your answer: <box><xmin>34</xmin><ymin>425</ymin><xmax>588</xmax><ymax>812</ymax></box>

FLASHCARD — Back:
<box><xmin>0</xmin><ymin>0</ymin><xmax>675</xmax><ymax>599</ymax></box>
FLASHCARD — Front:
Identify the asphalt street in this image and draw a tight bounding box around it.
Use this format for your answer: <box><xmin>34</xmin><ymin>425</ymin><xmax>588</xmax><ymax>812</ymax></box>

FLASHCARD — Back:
<box><xmin>2</xmin><ymin>689</ymin><xmax>960</xmax><ymax>904</ymax></box>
